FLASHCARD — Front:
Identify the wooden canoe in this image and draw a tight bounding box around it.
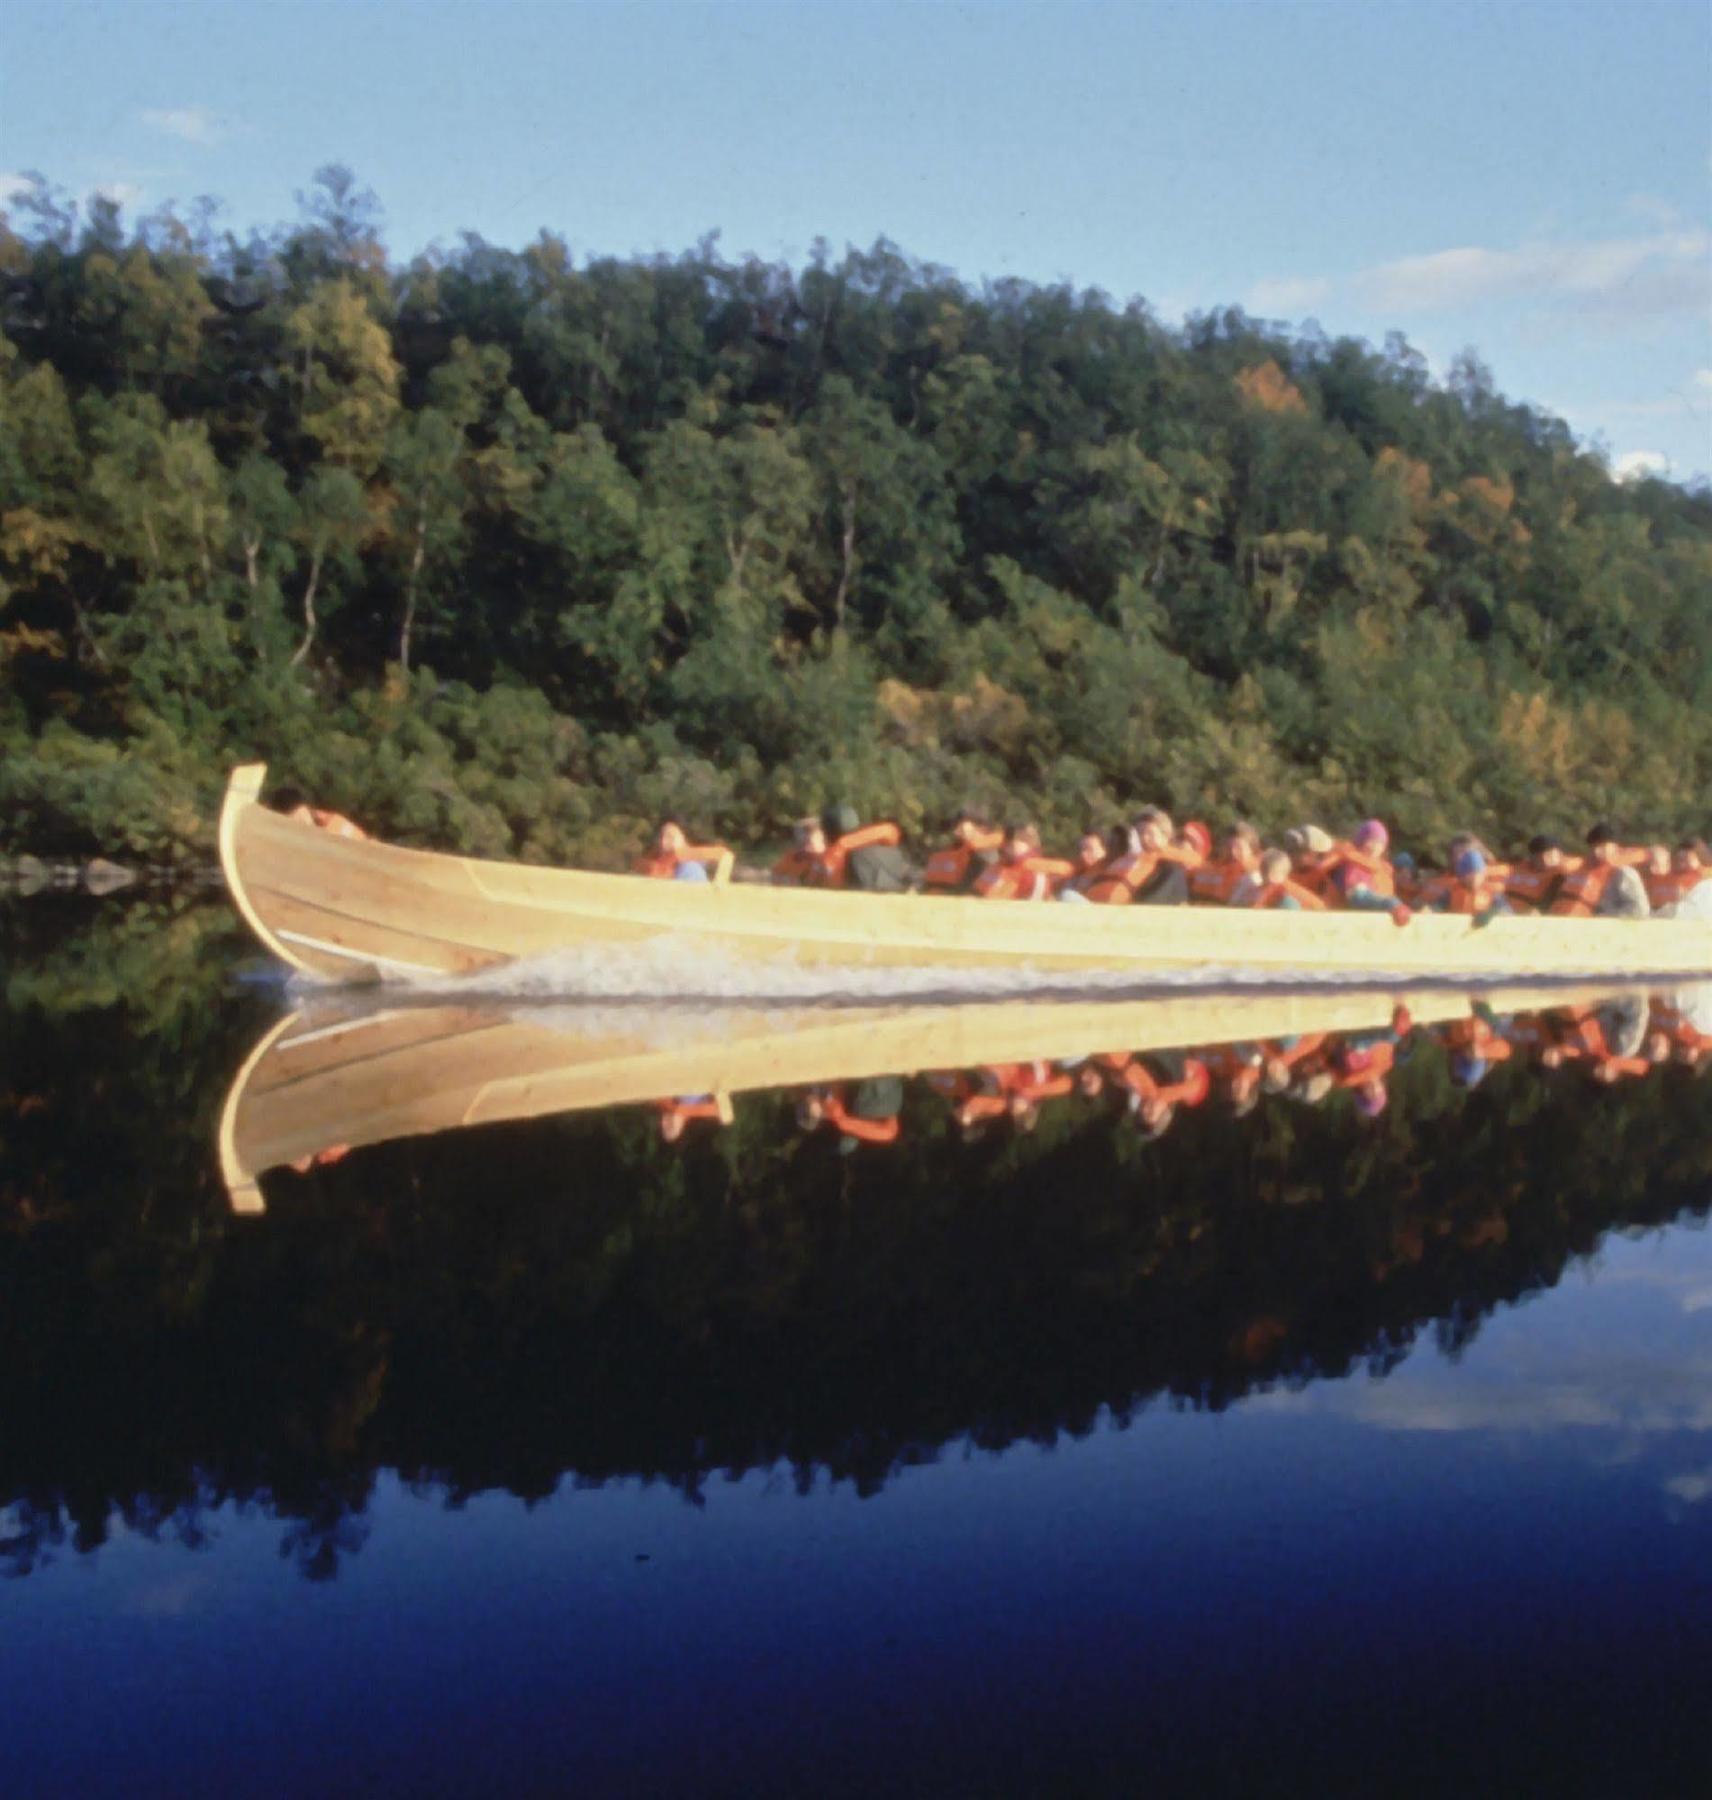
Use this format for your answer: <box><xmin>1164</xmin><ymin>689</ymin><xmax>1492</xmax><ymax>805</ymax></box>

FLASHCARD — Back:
<box><xmin>219</xmin><ymin>979</ymin><xmax>1649</xmax><ymax>1212</ymax></box>
<box><xmin>219</xmin><ymin>764</ymin><xmax>1712</xmax><ymax>987</ymax></box>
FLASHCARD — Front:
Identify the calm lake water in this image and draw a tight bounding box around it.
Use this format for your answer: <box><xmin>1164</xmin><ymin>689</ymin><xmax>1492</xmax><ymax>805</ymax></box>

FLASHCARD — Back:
<box><xmin>3</xmin><ymin>899</ymin><xmax>1711</xmax><ymax>1796</ymax></box>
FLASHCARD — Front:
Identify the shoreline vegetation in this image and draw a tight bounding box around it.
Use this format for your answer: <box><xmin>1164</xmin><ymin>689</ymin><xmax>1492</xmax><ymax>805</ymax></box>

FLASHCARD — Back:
<box><xmin>2</xmin><ymin>167</ymin><xmax>1707</xmax><ymax>872</ymax></box>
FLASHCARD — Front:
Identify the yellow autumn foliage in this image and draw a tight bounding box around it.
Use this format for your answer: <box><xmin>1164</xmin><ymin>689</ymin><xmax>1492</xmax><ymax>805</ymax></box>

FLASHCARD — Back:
<box><xmin>1234</xmin><ymin>360</ymin><xmax>1308</xmax><ymax>415</ymax></box>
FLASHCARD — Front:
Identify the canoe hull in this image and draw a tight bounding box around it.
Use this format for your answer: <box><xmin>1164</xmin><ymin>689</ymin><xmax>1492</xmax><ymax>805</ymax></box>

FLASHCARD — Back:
<box><xmin>218</xmin><ymin>765</ymin><xmax>1712</xmax><ymax>987</ymax></box>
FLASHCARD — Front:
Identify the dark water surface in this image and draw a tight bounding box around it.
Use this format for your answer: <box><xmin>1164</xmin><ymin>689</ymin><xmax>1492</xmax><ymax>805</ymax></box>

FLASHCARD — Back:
<box><xmin>3</xmin><ymin>901</ymin><xmax>1711</xmax><ymax>1796</ymax></box>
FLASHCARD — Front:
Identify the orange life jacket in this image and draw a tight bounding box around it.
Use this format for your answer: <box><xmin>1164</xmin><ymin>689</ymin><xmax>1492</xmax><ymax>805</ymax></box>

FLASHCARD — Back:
<box><xmin>1188</xmin><ymin>859</ymin><xmax>1254</xmax><ymax>904</ymax></box>
<box><xmin>1417</xmin><ymin>864</ymin><xmax>1511</xmax><ymax>914</ymax></box>
<box><xmin>1644</xmin><ymin>868</ymin><xmax>1707</xmax><ymax>909</ymax></box>
<box><xmin>922</xmin><ymin>827</ymin><xmax>1005</xmax><ymax>893</ymax></box>
<box><xmin>1504</xmin><ymin>859</ymin><xmax>1580</xmax><ymax>913</ymax></box>
<box><xmin>1549</xmin><ymin>862</ymin><xmax>1617</xmax><ymax>917</ymax></box>
<box><xmin>1248</xmin><ymin>879</ymin><xmax>1327</xmax><ymax>911</ymax></box>
<box><xmin>974</xmin><ymin>854</ymin><xmax>1076</xmax><ymax>901</ymax></box>
<box><xmin>811</xmin><ymin>822</ymin><xmax>904</xmax><ymax>888</ymax></box>
<box><xmin>1085</xmin><ymin>844</ymin><xmax>1196</xmax><ymax>905</ymax></box>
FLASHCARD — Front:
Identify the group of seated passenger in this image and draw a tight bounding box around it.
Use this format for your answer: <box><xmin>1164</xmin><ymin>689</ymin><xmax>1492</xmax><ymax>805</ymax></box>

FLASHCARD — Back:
<box><xmin>635</xmin><ymin>803</ymin><xmax>1709</xmax><ymax>922</ymax></box>
<box><xmin>648</xmin><ymin>992</ymin><xmax>1710</xmax><ymax>1154</ymax></box>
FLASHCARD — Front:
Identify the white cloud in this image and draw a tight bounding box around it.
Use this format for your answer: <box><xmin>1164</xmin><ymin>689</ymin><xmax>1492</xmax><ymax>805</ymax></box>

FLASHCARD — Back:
<box><xmin>0</xmin><ymin>171</ymin><xmax>34</xmax><ymax>206</ymax></box>
<box><xmin>1614</xmin><ymin>450</ymin><xmax>1669</xmax><ymax>482</ymax></box>
<box><xmin>141</xmin><ymin>105</ymin><xmax>221</xmax><ymax>146</ymax></box>
<box><xmin>1664</xmin><ymin>1466</ymin><xmax>1712</xmax><ymax>1505</ymax></box>
<box><xmin>1692</xmin><ymin>369</ymin><xmax>1712</xmax><ymax>399</ymax></box>
<box><xmin>1250</xmin><ymin>230</ymin><xmax>1711</xmax><ymax>330</ymax></box>
<box><xmin>1357</xmin><ymin>230</ymin><xmax>1711</xmax><ymax>316</ymax></box>
<box><xmin>1247</xmin><ymin>275</ymin><xmax>1332</xmax><ymax>315</ymax></box>
<box><xmin>93</xmin><ymin>181</ymin><xmax>142</xmax><ymax>210</ymax></box>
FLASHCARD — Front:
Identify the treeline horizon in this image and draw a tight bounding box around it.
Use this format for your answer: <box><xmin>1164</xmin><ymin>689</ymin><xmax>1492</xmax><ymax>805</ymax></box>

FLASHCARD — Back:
<box><xmin>1</xmin><ymin>166</ymin><xmax>1708</xmax><ymax>864</ymax></box>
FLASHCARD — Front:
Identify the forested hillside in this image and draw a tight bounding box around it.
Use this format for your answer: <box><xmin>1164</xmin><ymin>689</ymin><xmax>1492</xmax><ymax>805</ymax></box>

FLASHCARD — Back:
<box><xmin>2</xmin><ymin>167</ymin><xmax>1707</xmax><ymax>865</ymax></box>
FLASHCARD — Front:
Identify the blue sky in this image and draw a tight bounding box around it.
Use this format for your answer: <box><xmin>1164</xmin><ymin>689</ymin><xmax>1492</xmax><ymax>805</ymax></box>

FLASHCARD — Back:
<box><xmin>4</xmin><ymin>0</ymin><xmax>1709</xmax><ymax>479</ymax></box>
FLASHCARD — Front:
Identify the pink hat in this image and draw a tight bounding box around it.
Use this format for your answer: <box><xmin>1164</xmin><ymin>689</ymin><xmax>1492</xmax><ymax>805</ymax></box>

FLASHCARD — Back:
<box><xmin>1353</xmin><ymin>818</ymin><xmax>1389</xmax><ymax>851</ymax></box>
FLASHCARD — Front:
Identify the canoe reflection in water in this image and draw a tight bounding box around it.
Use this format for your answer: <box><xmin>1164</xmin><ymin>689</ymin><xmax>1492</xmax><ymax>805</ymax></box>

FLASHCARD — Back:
<box><xmin>220</xmin><ymin>980</ymin><xmax>1711</xmax><ymax>1210</ymax></box>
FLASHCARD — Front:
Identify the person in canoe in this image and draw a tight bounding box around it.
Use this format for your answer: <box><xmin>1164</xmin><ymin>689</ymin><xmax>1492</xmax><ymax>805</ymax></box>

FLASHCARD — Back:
<box><xmin>974</xmin><ymin>823</ymin><xmax>1075</xmax><ymax>900</ymax></box>
<box><xmin>1081</xmin><ymin>807</ymin><xmax>1197</xmax><ymax>904</ymax></box>
<box><xmin>1643</xmin><ymin>841</ymin><xmax>1708</xmax><ymax>911</ymax></box>
<box><xmin>771</xmin><ymin>816</ymin><xmax>827</xmax><ymax>886</ymax></box>
<box><xmin>1057</xmin><ymin>830</ymin><xmax>1114</xmax><ymax>901</ymax></box>
<box><xmin>1188</xmin><ymin>821</ymin><xmax>1263</xmax><ymax>904</ymax></box>
<box><xmin>922</xmin><ymin>809</ymin><xmax>1005</xmax><ymax>894</ymax></box>
<box><xmin>1310</xmin><ymin>820</ymin><xmax>1413</xmax><ymax>924</ymax></box>
<box><xmin>1415</xmin><ymin>838</ymin><xmax>1511</xmax><ymax>915</ymax></box>
<box><xmin>272</xmin><ymin>785</ymin><xmax>367</xmax><ymax>841</ymax></box>
<box><xmin>1235</xmin><ymin>848</ymin><xmax>1325</xmax><ymax>910</ymax></box>
<box><xmin>1504</xmin><ymin>834</ymin><xmax>1578</xmax><ymax>912</ymax></box>
<box><xmin>1550</xmin><ymin>824</ymin><xmax>1651</xmax><ymax>919</ymax></box>
<box><xmin>654</xmin><ymin>1093</ymin><xmax>733</xmax><ymax>1142</ymax></box>
<box><xmin>635</xmin><ymin>819</ymin><xmax>734</xmax><ymax>884</ymax></box>
<box><xmin>813</xmin><ymin>803</ymin><xmax>910</xmax><ymax>891</ymax></box>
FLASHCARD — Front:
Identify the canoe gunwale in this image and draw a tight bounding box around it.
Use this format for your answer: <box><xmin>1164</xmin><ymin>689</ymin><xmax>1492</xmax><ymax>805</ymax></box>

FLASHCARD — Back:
<box><xmin>217</xmin><ymin>763</ymin><xmax>1712</xmax><ymax>987</ymax></box>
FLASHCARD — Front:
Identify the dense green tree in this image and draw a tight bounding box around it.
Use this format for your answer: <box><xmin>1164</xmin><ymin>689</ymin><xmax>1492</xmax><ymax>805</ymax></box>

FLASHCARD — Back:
<box><xmin>0</xmin><ymin>171</ymin><xmax>1705</xmax><ymax>863</ymax></box>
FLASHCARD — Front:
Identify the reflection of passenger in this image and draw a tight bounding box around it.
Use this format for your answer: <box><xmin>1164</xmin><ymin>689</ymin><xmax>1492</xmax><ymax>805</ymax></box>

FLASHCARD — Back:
<box><xmin>288</xmin><ymin>1142</ymin><xmax>352</xmax><ymax>1173</ymax></box>
<box><xmin>1434</xmin><ymin>1008</ymin><xmax>1516</xmax><ymax>1088</ymax></box>
<box><xmin>951</xmin><ymin>1061</ymin><xmax>1074</xmax><ymax>1134</ymax></box>
<box><xmin>1078</xmin><ymin>1052</ymin><xmax>1210</xmax><ymax>1137</ymax></box>
<box><xmin>653</xmin><ymin>1093</ymin><xmax>732</xmax><ymax>1142</ymax></box>
<box><xmin>1540</xmin><ymin>999</ymin><xmax>1669</xmax><ymax>1084</ymax></box>
<box><xmin>797</xmin><ymin>1080</ymin><xmax>902</xmax><ymax>1150</ymax></box>
<box><xmin>1651</xmin><ymin>993</ymin><xmax>1712</xmax><ymax>1069</ymax></box>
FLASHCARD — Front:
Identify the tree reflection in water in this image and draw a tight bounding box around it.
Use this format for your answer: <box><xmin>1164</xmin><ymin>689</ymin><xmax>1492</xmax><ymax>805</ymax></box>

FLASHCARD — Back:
<box><xmin>2</xmin><ymin>905</ymin><xmax>1709</xmax><ymax>1578</ymax></box>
